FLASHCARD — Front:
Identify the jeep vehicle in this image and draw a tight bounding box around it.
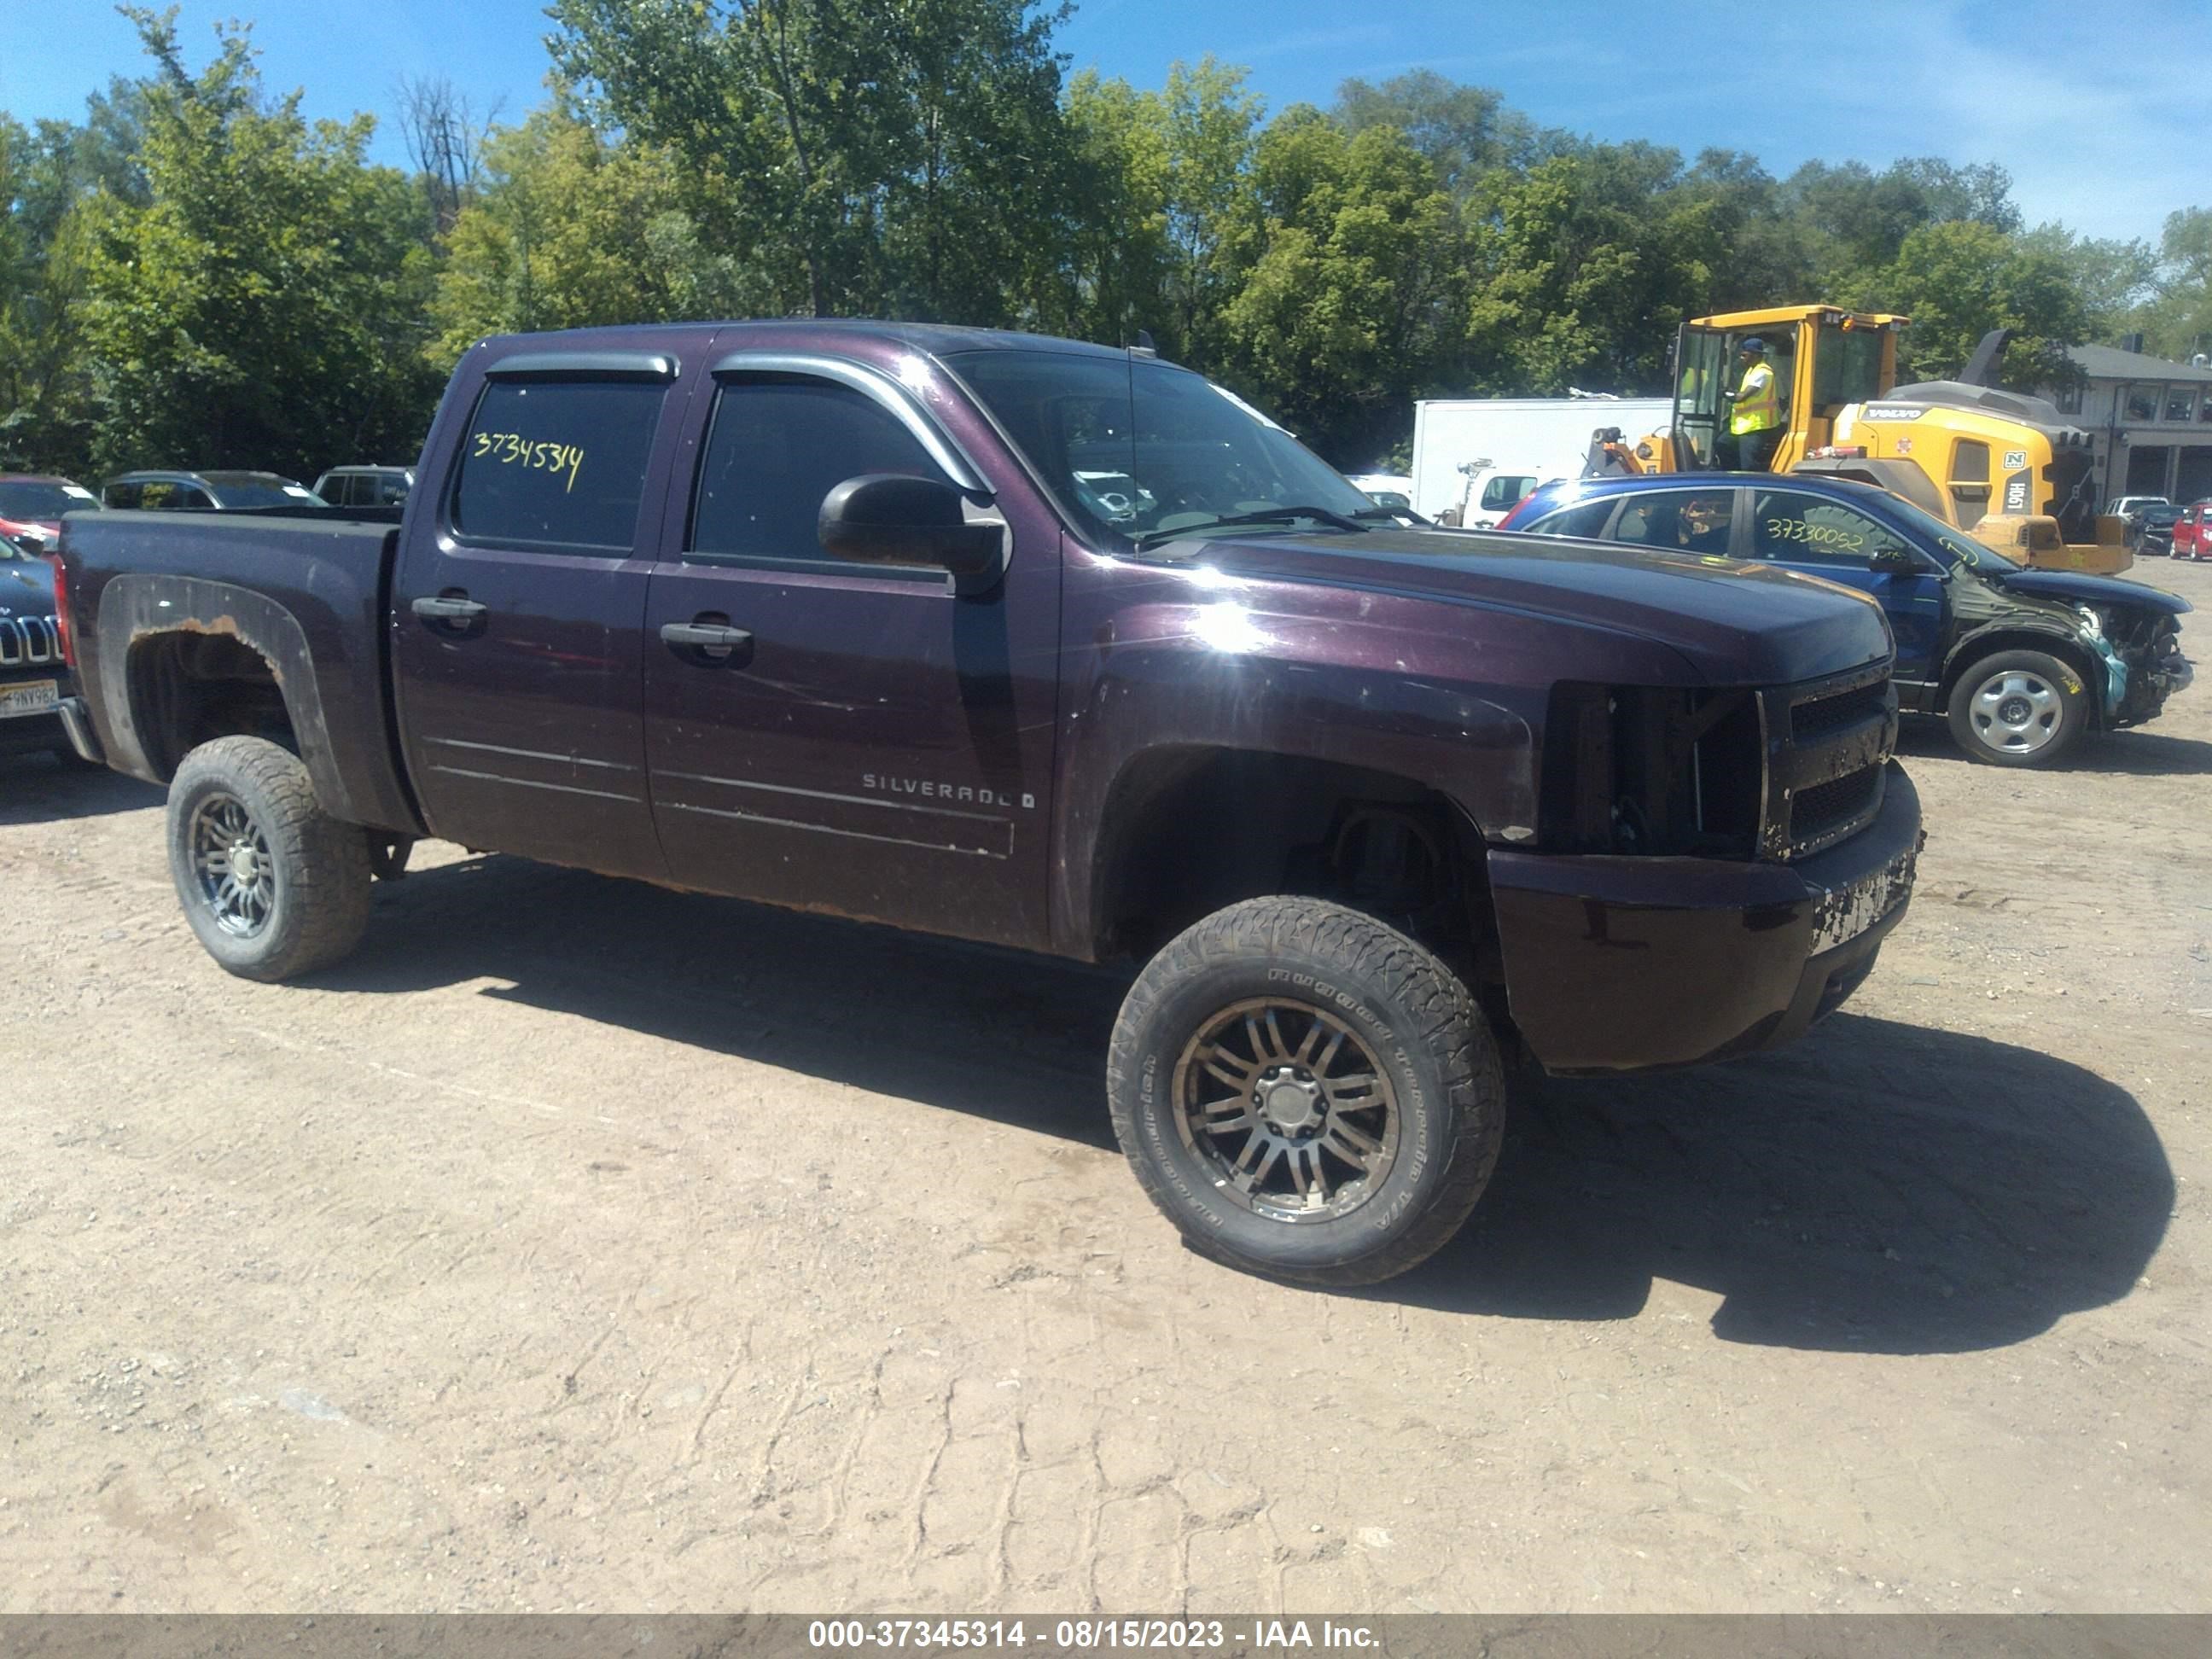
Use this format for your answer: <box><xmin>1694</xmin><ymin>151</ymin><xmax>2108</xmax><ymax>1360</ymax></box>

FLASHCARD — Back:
<box><xmin>55</xmin><ymin>322</ymin><xmax>1921</xmax><ymax>1285</ymax></box>
<box><xmin>1</xmin><ymin>525</ymin><xmax>79</xmax><ymax>763</ymax></box>
<box><xmin>1503</xmin><ymin>472</ymin><xmax>2192</xmax><ymax>768</ymax></box>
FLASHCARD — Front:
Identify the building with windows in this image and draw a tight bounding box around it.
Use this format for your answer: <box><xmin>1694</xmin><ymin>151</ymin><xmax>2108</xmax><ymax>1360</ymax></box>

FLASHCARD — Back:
<box><xmin>2044</xmin><ymin>342</ymin><xmax>2212</xmax><ymax>506</ymax></box>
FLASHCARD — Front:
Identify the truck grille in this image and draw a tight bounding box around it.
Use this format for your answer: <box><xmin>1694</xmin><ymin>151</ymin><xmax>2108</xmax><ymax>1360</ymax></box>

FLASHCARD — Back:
<box><xmin>1758</xmin><ymin>661</ymin><xmax>1898</xmax><ymax>861</ymax></box>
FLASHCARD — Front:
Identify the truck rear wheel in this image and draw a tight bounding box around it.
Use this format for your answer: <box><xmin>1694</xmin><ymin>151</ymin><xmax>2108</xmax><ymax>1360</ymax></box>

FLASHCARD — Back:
<box><xmin>1107</xmin><ymin>897</ymin><xmax>1505</xmax><ymax>1287</ymax></box>
<box><xmin>1947</xmin><ymin>649</ymin><xmax>2090</xmax><ymax>767</ymax></box>
<box><xmin>166</xmin><ymin>736</ymin><xmax>372</xmax><ymax>981</ymax></box>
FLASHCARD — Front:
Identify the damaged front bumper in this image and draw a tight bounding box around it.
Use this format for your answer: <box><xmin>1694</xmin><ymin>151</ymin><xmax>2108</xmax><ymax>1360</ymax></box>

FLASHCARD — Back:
<box><xmin>2113</xmin><ymin>636</ymin><xmax>2192</xmax><ymax>727</ymax></box>
<box><xmin>1486</xmin><ymin>762</ymin><xmax>1922</xmax><ymax>1074</ymax></box>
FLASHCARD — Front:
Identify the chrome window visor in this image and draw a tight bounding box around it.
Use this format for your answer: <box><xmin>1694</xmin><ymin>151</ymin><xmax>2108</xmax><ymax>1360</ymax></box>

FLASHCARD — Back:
<box><xmin>709</xmin><ymin>351</ymin><xmax>991</xmax><ymax>497</ymax></box>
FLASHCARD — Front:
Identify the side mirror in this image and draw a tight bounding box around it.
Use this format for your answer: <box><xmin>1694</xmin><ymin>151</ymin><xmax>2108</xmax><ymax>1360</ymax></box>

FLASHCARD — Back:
<box><xmin>1869</xmin><ymin>544</ymin><xmax>1920</xmax><ymax>574</ymax></box>
<box><xmin>818</xmin><ymin>474</ymin><xmax>1002</xmax><ymax>591</ymax></box>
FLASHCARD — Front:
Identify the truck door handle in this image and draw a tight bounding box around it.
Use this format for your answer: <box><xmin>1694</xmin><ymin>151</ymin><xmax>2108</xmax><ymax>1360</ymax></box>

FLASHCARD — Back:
<box><xmin>411</xmin><ymin>594</ymin><xmax>487</xmax><ymax>621</ymax></box>
<box><xmin>661</xmin><ymin>620</ymin><xmax>754</xmax><ymax>660</ymax></box>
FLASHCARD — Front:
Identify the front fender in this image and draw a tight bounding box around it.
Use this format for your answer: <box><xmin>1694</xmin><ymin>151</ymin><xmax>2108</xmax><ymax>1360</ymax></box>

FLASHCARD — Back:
<box><xmin>1048</xmin><ymin>563</ymin><xmax>1700</xmax><ymax>958</ymax></box>
<box><xmin>1943</xmin><ymin>618</ymin><xmax>2123</xmax><ymax>722</ymax></box>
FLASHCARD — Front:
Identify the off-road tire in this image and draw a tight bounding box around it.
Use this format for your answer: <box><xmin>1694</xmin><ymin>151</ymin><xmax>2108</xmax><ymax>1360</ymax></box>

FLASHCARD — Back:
<box><xmin>1946</xmin><ymin>648</ymin><xmax>2091</xmax><ymax>768</ymax></box>
<box><xmin>166</xmin><ymin>736</ymin><xmax>372</xmax><ymax>981</ymax></box>
<box><xmin>1107</xmin><ymin>897</ymin><xmax>1506</xmax><ymax>1287</ymax></box>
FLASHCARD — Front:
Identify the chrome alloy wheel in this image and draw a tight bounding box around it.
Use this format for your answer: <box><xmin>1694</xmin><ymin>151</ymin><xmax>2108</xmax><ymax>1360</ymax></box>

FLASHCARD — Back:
<box><xmin>189</xmin><ymin>790</ymin><xmax>276</xmax><ymax>937</ymax></box>
<box><xmin>1173</xmin><ymin>998</ymin><xmax>1400</xmax><ymax>1222</ymax></box>
<box><xmin>1969</xmin><ymin>667</ymin><xmax>2064</xmax><ymax>756</ymax></box>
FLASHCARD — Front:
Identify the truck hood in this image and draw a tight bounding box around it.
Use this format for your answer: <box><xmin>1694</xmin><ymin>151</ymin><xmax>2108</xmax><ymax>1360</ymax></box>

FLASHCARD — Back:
<box><xmin>1985</xmin><ymin>567</ymin><xmax>2192</xmax><ymax>617</ymax></box>
<box><xmin>0</xmin><ymin>555</ymin><xmax>56</xmax><ymax>619</ymax></box>
<box><xmin>1168</xmin><ymin>527</ymin><xmax>1894</xmax><ymax>684</ymax></box>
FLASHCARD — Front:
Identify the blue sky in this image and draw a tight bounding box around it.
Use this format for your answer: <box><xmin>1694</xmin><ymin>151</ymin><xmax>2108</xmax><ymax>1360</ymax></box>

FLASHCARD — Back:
<box><xmin>3</xmin><ymin>0</ymin><xmax>2203</xmax><ymax>246</ymax></box>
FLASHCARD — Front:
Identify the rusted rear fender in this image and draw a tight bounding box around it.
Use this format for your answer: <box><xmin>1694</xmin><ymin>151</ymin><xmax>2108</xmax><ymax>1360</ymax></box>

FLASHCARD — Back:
<box><xmin>91</xmin><ymin>573</ymin><xmax>420</xmax><ymax>834</ymax></box>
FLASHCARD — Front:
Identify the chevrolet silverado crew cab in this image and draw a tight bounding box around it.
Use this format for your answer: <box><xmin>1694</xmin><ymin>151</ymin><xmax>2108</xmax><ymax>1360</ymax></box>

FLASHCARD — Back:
<box><xmin>55</xmin><ymin>322</ymin><xmax>1921</xmax><ymax>1286</ymax></box>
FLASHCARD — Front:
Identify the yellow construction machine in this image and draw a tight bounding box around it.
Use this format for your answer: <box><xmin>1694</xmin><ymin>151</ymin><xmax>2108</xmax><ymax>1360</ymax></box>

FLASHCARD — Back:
<box><xmin>1586</xmin><ymin>304</ymin><xmax>2131</xmax><ymax>573</ymax></box>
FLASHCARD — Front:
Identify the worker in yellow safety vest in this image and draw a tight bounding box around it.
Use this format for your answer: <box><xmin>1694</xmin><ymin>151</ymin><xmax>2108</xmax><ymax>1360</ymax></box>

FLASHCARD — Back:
<box><xmin>1724</xmin><ymin>336</ymin><xmax>1783</xmax><ymax>471</ymax></box>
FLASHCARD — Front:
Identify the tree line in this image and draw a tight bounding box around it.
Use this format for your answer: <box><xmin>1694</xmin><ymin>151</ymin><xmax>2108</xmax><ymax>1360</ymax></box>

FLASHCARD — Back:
<box><xmin>3</xmin><ymin>2</ymin><xmax>2209</xmax><ymax>484</ymax></box>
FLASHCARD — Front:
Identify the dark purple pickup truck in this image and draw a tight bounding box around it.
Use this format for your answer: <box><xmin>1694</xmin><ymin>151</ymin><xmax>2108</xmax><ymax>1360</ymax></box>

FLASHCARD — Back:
<box><xmin>55</xmin><ymin>321</ymin><xmax>1920</xmax><ymax>1284</ymax></box>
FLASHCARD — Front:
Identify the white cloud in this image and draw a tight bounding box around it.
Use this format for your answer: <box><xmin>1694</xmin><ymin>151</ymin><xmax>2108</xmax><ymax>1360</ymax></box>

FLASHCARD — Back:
<box><xmin>1755</xmin><ymin>2</ymin><xmax>2203</xmax><ymax>243</ymax></box>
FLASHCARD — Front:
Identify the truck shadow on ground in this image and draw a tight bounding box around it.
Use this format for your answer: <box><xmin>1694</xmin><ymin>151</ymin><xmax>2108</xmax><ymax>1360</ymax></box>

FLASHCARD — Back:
<box><xmin>324</xmin><ymin>853</ymin><xmax>2173</xmax><ymax>1357</ymax></box>
<box><xmin>0</xmin><ymin>754</ymin><xmax>164</xmax><ymax>823</ymax></box>
<box><xmin>1388</xmin><ymin>1013</ymin><xmax>2173</xmax><ymax>1353</ymax></box>
<box><xmin>1894</xmin><ymin>717</ymin><xmax>2212</xmax><ymax>775</ymax></box>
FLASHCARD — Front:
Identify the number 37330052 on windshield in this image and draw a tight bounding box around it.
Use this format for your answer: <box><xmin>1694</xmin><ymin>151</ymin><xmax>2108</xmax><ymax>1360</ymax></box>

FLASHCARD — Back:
<box><xmin>470</xmin><ymin>430</ymin><xmax>585</xmax><ymax>492</ymax></box>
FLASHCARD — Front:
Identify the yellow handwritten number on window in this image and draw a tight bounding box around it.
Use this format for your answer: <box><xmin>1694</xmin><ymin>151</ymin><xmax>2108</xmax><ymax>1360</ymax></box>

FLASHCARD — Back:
<box><xmin>1763</xmin><ymin>516</ymin><xmax>1864</xmax><ymax>552</ymax></box>
<box><xmin>470</xmin><ymin>430</ymin><xmax>585</xmax><ymax>492</ymax></box>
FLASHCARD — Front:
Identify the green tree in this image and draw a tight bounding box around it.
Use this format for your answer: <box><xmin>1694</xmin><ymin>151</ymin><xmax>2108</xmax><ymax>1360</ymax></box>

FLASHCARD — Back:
<box><xmin>1783</xmin><ymin>157</ymin><xmax>2021</xmax><ymax>292</ymax></box>
<box><xmin>1151</xmin><ymin>57</ymin><xmax>1265</xmax><ymax>366</ymax></box>
<box><xmin>1218</xmin><ymin>108</ymin><xmax>1459</xmax><ymax>463</ymax></box>
<box><xmin>73</xmin><ymin>8</ymin><xmax>440</xmax><ymax>479</ymax></box>
<box><xmin>1672</xmin><ymin>148</ymin><xmax>1813</xmax><ymax>310</ymax></box>
<box><xmin>1330</xmin><ymin>69</ymin><xmax>1539</xmax><ymax>199</ymax></box>
<box><xmin>2134</xmin><ymin>207</ymin><xmax>2212</xmax><ymax>360</ymax></box>
<box><xmin>0</xmin><ymin>83</ymin><xmax>153</xmax><ymax>472</ymax></box>
<box><xmin>1464</xmin><ymin>143</ymin><xmax>1721</xmax><ymax>393</ymax></box>
<box><xmin>1847</xmin><ymin>219</ymin><xmax>2088</xmax><ymax>387</ymax></box>
<box><xmin>2018</xmin><ymin>223</ymin><xmax>2157</xmax><ymax>338</ymax></box>
<box><xmin>548</xmin><ymin>0</ymin><xmax>1080</xmax><ymax>324</ymax></box>
<box><xmin>426</xmin><ymin>96</ymin><xmax>765</xmax><ymax>365</ymax></box>
<box><xmin>1057</xmin><ymin>69</ymin><xmax>1173</xmax><ymax>346</ymax></box>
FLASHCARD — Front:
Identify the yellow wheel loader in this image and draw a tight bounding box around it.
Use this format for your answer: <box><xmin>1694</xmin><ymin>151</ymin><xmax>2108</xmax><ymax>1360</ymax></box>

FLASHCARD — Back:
<box><xmin>1586</xmin><ymin>304</ymin><xmax>2131</xmax><ymax>573</ymax></box>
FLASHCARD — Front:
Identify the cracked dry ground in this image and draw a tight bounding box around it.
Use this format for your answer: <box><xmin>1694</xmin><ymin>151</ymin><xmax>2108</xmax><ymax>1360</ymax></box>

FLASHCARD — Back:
<box><xmin>3</xmin><ymin>558</ymin><xmax>2209</xmax><ymax>1615</ymax></box>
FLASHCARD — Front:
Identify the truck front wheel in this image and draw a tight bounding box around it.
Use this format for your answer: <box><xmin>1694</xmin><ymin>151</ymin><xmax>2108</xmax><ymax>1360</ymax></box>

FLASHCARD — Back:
<box><xmin>1107</xmin><ymin>897</ymin><xmax>1505</xmax><ymax>1286</ymax></box>
<box><xmin>166</xmin><ymin>736</ymin><xmax>372</xmax><ymax>981</ymax></box>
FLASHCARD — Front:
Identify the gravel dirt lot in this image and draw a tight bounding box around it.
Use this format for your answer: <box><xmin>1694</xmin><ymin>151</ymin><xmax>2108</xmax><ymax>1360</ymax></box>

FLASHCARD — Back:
<box><xmin>3</xmin><ymin>557</ymin><xmax>2209</xmax><ymax>1616</ymax></box>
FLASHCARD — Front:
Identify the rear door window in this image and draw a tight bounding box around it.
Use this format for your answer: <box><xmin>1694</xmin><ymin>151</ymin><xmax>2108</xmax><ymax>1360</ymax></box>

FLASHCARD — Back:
<box><xmin>1609</xmin><ymin>489</ymin><xmax>1736</xmax><ymax>556</ymax></box>
<box><xmin>453</xmin><ymin>379</ymin><xmax>667</xmax><ymax>549</ymax></box>
<box><xmin>1521</xmin><ymin>499</ymin><xmax>1617</xmax><ymax>538</ymax></box>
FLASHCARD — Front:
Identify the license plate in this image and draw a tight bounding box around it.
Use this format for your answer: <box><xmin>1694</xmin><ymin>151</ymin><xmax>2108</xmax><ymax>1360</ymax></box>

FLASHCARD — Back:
<box><xmin>0</xmin><ymin>679</ymin><xmax>59</xmax><ymax>719</ymax></box>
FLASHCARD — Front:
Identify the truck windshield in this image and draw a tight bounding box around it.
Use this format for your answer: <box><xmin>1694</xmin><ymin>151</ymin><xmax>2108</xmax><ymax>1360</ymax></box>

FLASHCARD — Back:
<box><xmin>944</xmin><ymin>349</ymin><xmax>1376</xmax><ymax>549</ymax></box>
<box><xmin>0</xmin><ymin>480</ymin><xmax>99</xmax><ymax>523</ymax></box>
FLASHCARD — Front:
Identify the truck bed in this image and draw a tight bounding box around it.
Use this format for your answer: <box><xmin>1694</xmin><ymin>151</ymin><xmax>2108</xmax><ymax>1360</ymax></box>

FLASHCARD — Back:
<box><xmin>57</xmin><ymin>508</ymin><xmax>422</xmax><ymax>835</ymax></box>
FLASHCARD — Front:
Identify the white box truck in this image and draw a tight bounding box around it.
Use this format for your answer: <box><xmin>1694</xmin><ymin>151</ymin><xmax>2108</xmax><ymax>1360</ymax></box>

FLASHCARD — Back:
<box><xmin>1411</xmin><ymin>396</ymin><xmax>1672</xmax><ymax>527</ymax></box>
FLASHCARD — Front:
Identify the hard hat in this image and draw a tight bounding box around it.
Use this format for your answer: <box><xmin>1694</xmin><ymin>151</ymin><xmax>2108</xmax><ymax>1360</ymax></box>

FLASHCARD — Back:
<box><xmin>1740</xmin><ymin>336</ymin><xmax>1768</xmax><ymax>354</ymax></box>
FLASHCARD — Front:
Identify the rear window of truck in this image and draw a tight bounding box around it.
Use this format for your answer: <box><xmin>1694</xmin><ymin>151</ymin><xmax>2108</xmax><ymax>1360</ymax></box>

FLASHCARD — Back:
<box><xmin>452</xmin><ymin>380</ymin><xmax>666</xmax><ymax>549</ymax></box>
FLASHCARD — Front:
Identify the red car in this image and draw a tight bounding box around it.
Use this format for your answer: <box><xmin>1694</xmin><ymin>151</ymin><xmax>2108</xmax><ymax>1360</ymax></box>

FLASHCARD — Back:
<box><xmin>2174</xmin><ymin>500</ymin><xmax>2212</xmax><ymax>562</ymax></box>
<box><xmin>0</xmin><ymin>473</ymin><xmax>101</xmax><ymax>550</ymax></box>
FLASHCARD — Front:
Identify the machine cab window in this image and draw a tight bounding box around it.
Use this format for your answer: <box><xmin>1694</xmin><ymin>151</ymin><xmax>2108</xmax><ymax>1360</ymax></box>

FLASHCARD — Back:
<box><xmin>1671</xmin><ymin>327</ymin><xmax>1795</xmax><ymax>469</ymax></box>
